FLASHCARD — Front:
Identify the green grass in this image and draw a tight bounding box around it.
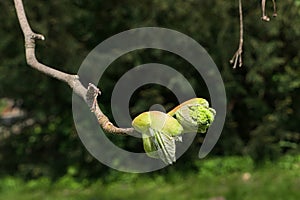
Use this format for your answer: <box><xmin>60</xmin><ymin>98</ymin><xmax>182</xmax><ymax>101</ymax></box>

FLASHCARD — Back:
<box><xmin>0</xmin><ymin>155</ymin><xmax>299</xmax><ymax>200</ymax></box>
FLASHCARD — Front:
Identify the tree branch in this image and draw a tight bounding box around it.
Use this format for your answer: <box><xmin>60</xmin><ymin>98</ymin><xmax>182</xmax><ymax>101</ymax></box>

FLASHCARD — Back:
<box><xmin>13</xmin><ymin>0</ymin><xmax>133</xmax><ymax>135</ymax></box>
<box><xmin>230</xmin><ymin>0</ymin><xmax>278</xmax><ymax>68</ymax></box>
<box><xmin>230</xmin><ymin>0</ymin><xmax>243</xmax><ymax>68</ymax></box>
<box><xmin>261</xmin><ymin>0</ymin><xmax>277</xmax><ymax>21</ymax></box>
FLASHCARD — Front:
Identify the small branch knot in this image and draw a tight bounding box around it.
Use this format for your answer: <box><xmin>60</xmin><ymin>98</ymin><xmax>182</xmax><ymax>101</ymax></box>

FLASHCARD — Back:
<box><xmin>86</xmin><ymin>83</ymin><xmax>101</xmax><ymax>112</ymax></box>
<box><xmin>24</xmin><ymin>33</ymin><xmax>45</xmax><ymax>48</ymax></box>
<box><xmin>31</xmin><ymin>33</ymin><xmax>45</xmax><ymax>41</ymax></box>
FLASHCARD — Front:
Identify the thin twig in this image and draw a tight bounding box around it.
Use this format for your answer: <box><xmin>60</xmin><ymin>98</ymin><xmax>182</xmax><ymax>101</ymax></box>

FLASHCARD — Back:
<box><xmin>230</xmin><ymin>0</ymin><xmax>243</xmax><ymax>68</ymax></box>
<box><xmin>261</xmin><ymin>0</ymin><xmax>277</xmax><ymax>21</ymax></box>
<box><xmin>13</xmin><ymin>0</ymin><xmax>133</xmax><ymax>135</ymax></box>
<box><xmin>261</xmin><ymin>0</ymin><xmax>270</xmax><ymax>21</ymax></box>
<box><xmin>272</xmin><ymin>0</ymin><xmax>277</xmax><ymax>17</ymax></box>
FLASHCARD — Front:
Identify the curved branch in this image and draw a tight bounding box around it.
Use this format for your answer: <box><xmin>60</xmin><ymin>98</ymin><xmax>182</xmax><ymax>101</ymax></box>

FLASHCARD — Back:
<box><xmin>13</xmin><ymin>0</ymin><xmax>134</xmax><ymax>135</ymax></box>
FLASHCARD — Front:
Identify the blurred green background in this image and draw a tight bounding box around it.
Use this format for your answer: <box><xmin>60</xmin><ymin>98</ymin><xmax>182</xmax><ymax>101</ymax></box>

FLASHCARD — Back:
<box><xmin>0</xmin><ymin>0</ymin><xmax>299</xmax><ymax>199</ymax></box>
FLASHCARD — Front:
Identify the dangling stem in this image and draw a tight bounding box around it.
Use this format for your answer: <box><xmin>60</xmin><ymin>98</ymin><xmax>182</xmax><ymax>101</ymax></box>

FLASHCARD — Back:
<box><xmin>262</xmin><ymin>0</ymin><xmax>277</xmax><ymax>21</ymax></box>
<box><xmin>230</xmin><ymin>0</ymin><xmax>243</xmax><ymax>68</ymax></box>
<box><xmin>261</xmin><ymin>0</ymin><xmax>270</xmax><ymax>21</ymax></box>
<box><xmin>272</xmin><ymin>0</ymin><xmax>277</xmax><ymax>17</ymax></box>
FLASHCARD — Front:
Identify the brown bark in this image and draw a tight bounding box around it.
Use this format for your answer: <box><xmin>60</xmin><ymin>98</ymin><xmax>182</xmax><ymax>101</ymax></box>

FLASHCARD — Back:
<box><xmin>13</xmin><ymin>0</ymin><xmax>134</xmax><ymax>135</ymax></box>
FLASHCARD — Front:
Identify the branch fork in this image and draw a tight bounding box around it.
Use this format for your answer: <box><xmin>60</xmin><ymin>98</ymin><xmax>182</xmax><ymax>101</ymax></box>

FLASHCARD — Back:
<box><xmin>14</xmin><ymin>0</ymin><xmax>133</xmax><ymax>135</ymax></box>
<box><xmin>86</xmin><ymin>83</ymin><xmax>101</xmax><ymax>113</ymax></box>
<box><xmin>230</xmin><ymin>0</ymin><xmax>278</xmax><ymax>68</ymax></box>
<box><xmin>230</xmin><ymin>0</ymin><xmax>243</xmax><ymax>68</ymax></box>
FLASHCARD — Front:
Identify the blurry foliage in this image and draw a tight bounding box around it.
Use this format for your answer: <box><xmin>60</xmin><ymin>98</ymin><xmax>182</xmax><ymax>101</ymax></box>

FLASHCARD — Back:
<box><xmin>0</xmin><ymin>0</ymin><xmax>299</xmax><ymax>179</ymax></box>
<box><xmin>0</xmin><ymin>155</ymin><xmax>299</xmax><ymax>199</ymax></box>
<box><xmin>195</xmin><ymin>156</ymin><xmax>254</xmax><ymax>177</ymax></box>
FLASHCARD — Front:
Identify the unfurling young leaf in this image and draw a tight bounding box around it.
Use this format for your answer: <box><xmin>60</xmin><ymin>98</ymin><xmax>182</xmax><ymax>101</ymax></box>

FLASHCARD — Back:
<box><xmin>132</xmin><ymin>98</ymin><xmax>216</xmax><ymax>164</ymax></box>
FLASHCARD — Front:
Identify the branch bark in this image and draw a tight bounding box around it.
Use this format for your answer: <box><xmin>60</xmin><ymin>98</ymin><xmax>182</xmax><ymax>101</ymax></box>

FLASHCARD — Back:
<box><xmin>230</xmin><ymin>0</ymin><xmax>243</xmax><ymax>68</ymax></box>
<box><xmin>230</xmin><ymin>0</ymin><xmax>278</xmax><ymax>68</ymax></box>
<box><xmin>261</xmin><ymin>0</ymin><xmax>277</xmax><ymax>21</ymax></box>
<box><xmin>13</xmin><ymin>0</ymin><xmax>134</xmax><ymax>135</ymax></box>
